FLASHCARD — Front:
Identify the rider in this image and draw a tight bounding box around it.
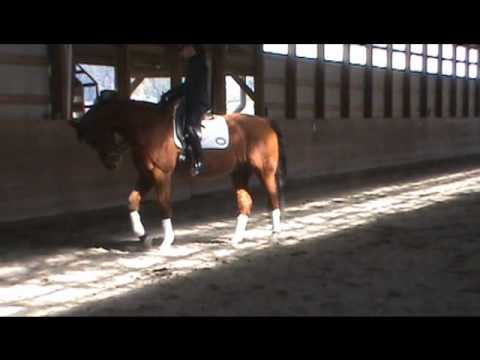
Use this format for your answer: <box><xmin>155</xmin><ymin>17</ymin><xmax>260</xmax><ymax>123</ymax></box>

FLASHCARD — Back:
<box><xmin>161</xmin><ymin>44</ymin><xmax>210</xmax><ymax>176</ymax></box>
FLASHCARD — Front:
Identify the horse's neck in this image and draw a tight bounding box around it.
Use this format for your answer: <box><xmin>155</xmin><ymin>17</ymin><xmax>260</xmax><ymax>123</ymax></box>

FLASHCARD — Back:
<box><xmin>120</xmin><ymin>109</ymin><xmax>173</xmax><ymax>146</ymax></box>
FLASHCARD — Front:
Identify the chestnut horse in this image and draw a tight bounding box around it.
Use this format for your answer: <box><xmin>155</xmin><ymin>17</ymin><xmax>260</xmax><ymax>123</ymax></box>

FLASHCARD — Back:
<box><xmin>71</xmin><ymin>93</ymin><xmax>286</xmax><ymax>252</ymax></box>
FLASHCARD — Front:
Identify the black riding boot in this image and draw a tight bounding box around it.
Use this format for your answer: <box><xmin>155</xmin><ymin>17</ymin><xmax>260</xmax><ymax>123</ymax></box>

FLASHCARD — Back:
<box><xmin>186</xmin><ymin>126</ymin><xmax>206</xmax><ymax>176</ymax></box>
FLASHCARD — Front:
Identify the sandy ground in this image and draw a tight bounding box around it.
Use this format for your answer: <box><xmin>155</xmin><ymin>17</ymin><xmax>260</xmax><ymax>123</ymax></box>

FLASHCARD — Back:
<box><xmin>2</xmin><ymin>157</ymin><xmax>480</xmax><ymax>316</ymax></box>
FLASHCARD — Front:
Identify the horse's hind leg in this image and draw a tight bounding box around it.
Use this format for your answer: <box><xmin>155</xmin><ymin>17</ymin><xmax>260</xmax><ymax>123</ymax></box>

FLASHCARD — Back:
<box><xmin>256</xmin><ymin>168</ymin><xmax>282</xmax><ymax>236</ymax></box>
<box><xmin>128</xmin><ymin>176</ymin><xmax>154</xmax><ymax>245</ymax></box>
<box><xmin>153</xmin><ymin>170</ymin><xmax>175</xmax><ymax>252</ymax></box>
<box><xmin>231</xmin><ymin>166</ymin><xmax>253</xmax><ymax>245</ymax></box>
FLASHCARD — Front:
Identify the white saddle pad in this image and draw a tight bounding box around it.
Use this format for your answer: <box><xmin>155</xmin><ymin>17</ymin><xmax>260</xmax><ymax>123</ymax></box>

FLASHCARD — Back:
<box><xmin>173</xmin><ymin>115</ymin><xmax>230</xmax><ymax>150</ymax></box>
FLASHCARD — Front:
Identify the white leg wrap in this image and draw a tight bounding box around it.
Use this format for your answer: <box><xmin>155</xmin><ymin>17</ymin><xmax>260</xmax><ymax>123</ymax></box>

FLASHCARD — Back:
<box><xmin>130</xmin><ymin>211</ymin><xmax>146</xmax><ymax>238</ymax></box>
<box><xmin>232</xmin><ymin>214</ymin><xmax>249</xmax><ymax>244</ymax></box>
<box><xmin>272</xmin><ymin>208</ymin><xmax>281</xmax><ymax>233</ymax></box>
<box><xmin>160</xmin><ymin>218</ymin><xmax>175</xmax><ymax>249</ymax></box>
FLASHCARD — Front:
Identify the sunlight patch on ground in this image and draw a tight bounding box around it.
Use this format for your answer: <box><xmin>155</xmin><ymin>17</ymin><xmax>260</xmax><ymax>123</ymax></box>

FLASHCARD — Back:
<box><xmin>1</xmin><ymin>169</ymin><xmax>480</xmax><ymax>316</ymax></box>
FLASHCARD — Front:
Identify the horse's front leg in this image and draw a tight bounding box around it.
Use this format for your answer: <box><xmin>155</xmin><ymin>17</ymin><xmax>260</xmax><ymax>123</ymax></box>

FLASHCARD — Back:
<box><xmin>128</xmin><ymin>176</ymin><xmax>154</xmax><ymax>246</ymax></box>
<box><xmin>154</xmin><ymin>170</ymin><xmax>175</xmax><ymax>252</ymax></box>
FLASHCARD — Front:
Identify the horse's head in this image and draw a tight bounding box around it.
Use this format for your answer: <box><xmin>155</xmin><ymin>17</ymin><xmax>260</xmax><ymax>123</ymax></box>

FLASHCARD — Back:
<box><xmin>70</xmin><ymin>91</ymin><xmax>129</xmax><ymax>171</ymax></box>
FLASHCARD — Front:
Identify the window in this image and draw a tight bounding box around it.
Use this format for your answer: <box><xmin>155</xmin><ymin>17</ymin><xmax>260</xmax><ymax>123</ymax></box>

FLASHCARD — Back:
<box><xmin>441</xmin><ymin>45</ymin><xmax>454</xmax><ymax>75</ymax></box>
<box><xmin>410</xmin><ymin>44</ymin><xmax>424</xmax><ymax>72</ymax></box>
<box><xmin>372</xmin><ymin>45</ymin><xmax>387</xmax><ymax>68</ymax></box>
<box><xmin>426</xmin><ymin>44</ymin><xmax>439</xmax><ymax>74</ymax></box>
<box><xmin>392</xmin><ymin>44</ymin><xmax>406</xmax><ymax>70</ymax></box>
<box><xmin>442</xmin><ymin>60</ymin><xmax>453</xmax><ymax>76</ymax></box>
<box><xmin>427</xmin><ymin>57</ymin><xmax>438</xmax><ymax>74</ymax></box>
<box><xmin>76</xmin><ymin>64</ymin><xmax>116</xmax><ymax>107</ymax></box>
<box><xmin>427</xmin><ymin>44</ymin><xmax>439</xmax><ymax>57</ymax></box>
<box><xmin>296</xmin><ymin>44</ymin><xmax>317</xmax><ymax>59</ymax></box>
<box><xmin>263</xmin><ymin>44</ymin><xmax>288</xmax><ymax>55</ymax></box>
<box><xmin>468</xmin><ymin>47</ymin><xmax>478</xmax><ymax>79</ymax></box>
<box><xmin>324</xmin><ymin>44</ymin><xmax>344</xmax><ymax>62</ymax></box>
<box><xmin>226</xmin><ymin>75</ymin><xmax>255</xmax><ymax>115</ymax></box>
<box><xmin>349</xmin><ymin>44</ymin><xmax>366</xmax><ymax>65</ymax></box>
<box><xmin>130</xmin><ymin>77</ymin><xmax>171</xmax><ymax>103</ymax></box>
<box><xmin>442</xmin><ymin>44</ymin><xmax>453</xmax><ymax>59</ymax></box>
<box><xmin>455</xmin><ymin>46</ymin><xmax>467</xmax><ymax>78</ymax></box>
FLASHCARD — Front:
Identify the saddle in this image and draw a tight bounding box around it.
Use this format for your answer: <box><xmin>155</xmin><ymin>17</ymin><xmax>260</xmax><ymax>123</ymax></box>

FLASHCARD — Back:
<box><xmin>173</xmin><ymin>105</ymin><xmax>230</xmax><ymax>152</ymax></box>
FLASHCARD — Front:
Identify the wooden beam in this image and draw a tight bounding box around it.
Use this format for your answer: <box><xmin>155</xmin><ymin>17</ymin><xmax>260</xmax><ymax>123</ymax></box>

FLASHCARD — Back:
<box><xmin>385</xmin><ymin>45</ymin><xmax>393</xmax><ymax>118</ymax></box>
<box><xmin>364</xmin><ymin>45</ymin><xmax>373</xmax><ymax>118</ymax></box>
<box><xmin>340</xmin><ymin>44</ymin><xmax>350</xmax><ymax>118</ymax></box>
<box><xmin>254</xmin><ymin>44</ymin><xmax>266</xmax><ymax>116</ymax></box>
<box><xmin>450</xmin><ymin>46</ymin><xmax>457</xmax><ymax>117</ymax></box>
<box><xmin>476</xmin><ymin>63</ymin><xmax>480</xmax><ymax>117</ymax></box>
<box><xmin>117</xmin><ymin>45</ymin><xmax>131</xmax><ymax>99</ymax></box>
<box><xmin>0</xmin><ymin>94</ymin><xmax>50</xmax><ymax>105</ymax></box>
<box><xmin>463</xmin><ymin>67</ymin><xmax>469</xmax><ymax>117</ymax></box>
<box><xmin>403</xmin><ymin>45</ymin><xmax>411</xmax><ymax>118</ymax></box>
<box><xmin>435</xmin><ymin>46</ymin><xmax>443</xmax><ymax>118</ymax></box>
<box><xmin>285</xmin><ymin>44</ymin><xmax>297</xmax><ymax>119</ymax></box>
<box><xmin>420</xmin><ymin>44</ymin><xmax>428</xmax><ymax>118</ymax></box>
<box><xmin>130</xmin><ymin>76</ymin><xmax>145</xmax><ymax>94</ymax></box>
<box><xmin>315</xmin><ymin>44</ymin><xmax>325</xmax><ymax>119</ymax></box>
<box><xmin>0</xmin><ymin>53</ymin><xmax>48</xmax><ymax>67</ymax></box>
<box><xmin>211</xmin><ymin>45</ymin><xmax>227</xmax><ymax>114</ymax></box>
<box><xmin>170</xmin><ymin>48</ymin><xmax>183</xmax><ymax>88</ymax></box>
<box><xmin>47</xmin><ymin>44</ymin><xmax>73</xmax><ymax>120</ymax></box>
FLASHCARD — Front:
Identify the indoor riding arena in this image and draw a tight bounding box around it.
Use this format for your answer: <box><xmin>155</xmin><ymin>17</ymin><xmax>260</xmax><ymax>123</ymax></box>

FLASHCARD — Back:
<box><xmin>2</xmin><ymin>44</ymin><xmax>480</xmax><ymax>316</ymax></box>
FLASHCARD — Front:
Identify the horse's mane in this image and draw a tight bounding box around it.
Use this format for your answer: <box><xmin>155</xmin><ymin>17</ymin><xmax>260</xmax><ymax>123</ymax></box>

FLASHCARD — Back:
<box><xmin>77</xmin><ymin>90</ymin><xmax>179</xmax><ymax>140</ymax></box>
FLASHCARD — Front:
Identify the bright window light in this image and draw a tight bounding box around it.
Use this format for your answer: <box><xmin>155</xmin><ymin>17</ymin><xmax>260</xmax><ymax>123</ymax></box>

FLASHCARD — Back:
<box><xmin>469</xmin><ymin>48</ymin><xmax>478</xmax><ymax>63</ymax></box>
<box><xmin>411</xmin><ymin>44</ymin><xmax>424</xmax><ymax>54</ymax></box>
<box><xmin>427</xmin><ymin>58</ymin><xmax>438</xmax><ymax>74</ymax></box>
<box><xmin>392</xmin><ymin>44</ymin><xmax>406</xmax><ymax>51</ymax></box>
<box><xmin>456</xmin><ymin>62</ymin><xmax>466</xmax><ymax>77</ymax></box>
<box><xmin>468</xmin><ymin>64</ymin><xmax>478</xmax><ymax>78</ymax></box>
<box><xmin>372</xmin><ymin>48</ymin><xmax>387</xmax><ymax>67</ymax></box>
<box><xmin>411</xmin><ymin>54</ymin><xmax>423</xmax><ymax>72</ymax></box>
<box><xmin>296</xmin><ymin>44</ymin><xmax>317</xmax><ymax>59</ymax></box>
<box><xmin>442</xmin><ymin>45</ymin><xmax>453</xmax><ymax>59</ymax></box>
<box><xmin>263</xmin><ymin>44</ymin><xmax>288</xmax><ymax>55</ymax></box>
<box><xmin>456</xmin><ymin>46</ymin><xmax>467</xmax><ymax>61</ymax></box>
<box><xmin>349</xmin><ymin>44</ymin><xmax>366</xmax><ymax>65</ymax></box>
<box><xmin>427</xmin><ymin>44</ymin><xmax>439</xmax><ymax>57</ymax></box>
<box><xmin>392</xmin><ymin>52</ymin><xmax>406</xmax><ymax>70</ymax></box>
<box><xmin>324</xmin><ymin>44</ymin><xmax>344</xmax><ymax>62</ymax></box>
<box><xmin>373</xmin><ymin>44</ymin><xmax>387</xmax><ymax>48</ymax></box>
<box><xmin>442</xmin><ymin>60</ymin><xmax>453</xmax><ymax>75</ymax></box>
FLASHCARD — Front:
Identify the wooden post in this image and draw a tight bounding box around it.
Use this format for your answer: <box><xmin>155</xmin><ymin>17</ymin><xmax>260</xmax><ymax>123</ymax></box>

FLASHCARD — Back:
<box><xmin>385</xmin><ymin>45</ymin><xmax>393</xmax><ymax>118</ymax></box>
<box><xmin>403</xmin><ymin>45</ymin><xmax>411</xmax><ymax>118</ymax></box>
<box><xmin>211</xmin><ymin>45</ymin><xmax>227</xmax><ymax>114</ymax></box>
<box><xmin>315</xmin><ymin>44</ymin><xmax>325</xmax><ymax>119</ymax></box>
<box><xmin>450</xmin><ymin>46</ymin><xmax>457</xmax><ymax>117</ymax></box>
<box><xmin>48</xmin><ymin>44</ymin><xmax>73</xmax><ymax>120</ymax></box>
<box><xmin>476</xmin><ymin>62</ymin><xmax>480</xmax><ymax>117</ymax></box>
<box><xmin>254</xmin><ymin>44</ymin><xmax>266</xmax><ymax>116</ymax></box>
<box><xmin>340</xmin><ymin>44</ymin><xmax>350</xmax><ymax>118</ymax></box>
<box><xmin>364</xmin><ymin>44</ymin><xmax>373</xmax><ymax>118</ymax></box>
<box><xmin>117</xmin><ymin>44</ymin><xmax>130</xmax><ymax>99</ymax></box>
<box><xmin>285</xmin><ymin>44</ymin><xmax>297</xmax><ymax>119</ymax></box>
<box><xmin>435</xmin><ymin>45</ymin><xmax>443</xmax><ymax>118</ymax></box>
<box><xmin>420</xmin><ymin>44</ymin><xmax>428</xmax><ymax>118</ymax></box>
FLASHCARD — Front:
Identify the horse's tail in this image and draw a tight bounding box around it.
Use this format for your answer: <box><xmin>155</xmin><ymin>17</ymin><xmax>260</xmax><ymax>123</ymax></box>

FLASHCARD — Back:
<box><xmin>269</xmin><ymin>118</ymin><xmax>287</xmax><ymax>209</ymax></box>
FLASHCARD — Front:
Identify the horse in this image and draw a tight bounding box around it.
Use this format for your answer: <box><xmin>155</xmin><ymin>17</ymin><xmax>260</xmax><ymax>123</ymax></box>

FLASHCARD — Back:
<box><xmin>70</xmin><ymin>92</ymin><xmax>287</xmax><ymax>252</ymax></box>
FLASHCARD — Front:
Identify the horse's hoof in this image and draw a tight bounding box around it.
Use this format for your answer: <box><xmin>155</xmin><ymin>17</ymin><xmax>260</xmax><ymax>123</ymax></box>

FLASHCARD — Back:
<box><xmin>159</xmin><ymin>245</ymin><xmax>172</xmax><ymax>255</ymax></box>
<box><xmin>271</xmin><ymin>232</ymin><xmax>281</xmax><ymax>243</ymax></box>
<box><xmin>140</xmin><ymin>235</ymin><xmax>152</xmax><ymax>249</ymax></box>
